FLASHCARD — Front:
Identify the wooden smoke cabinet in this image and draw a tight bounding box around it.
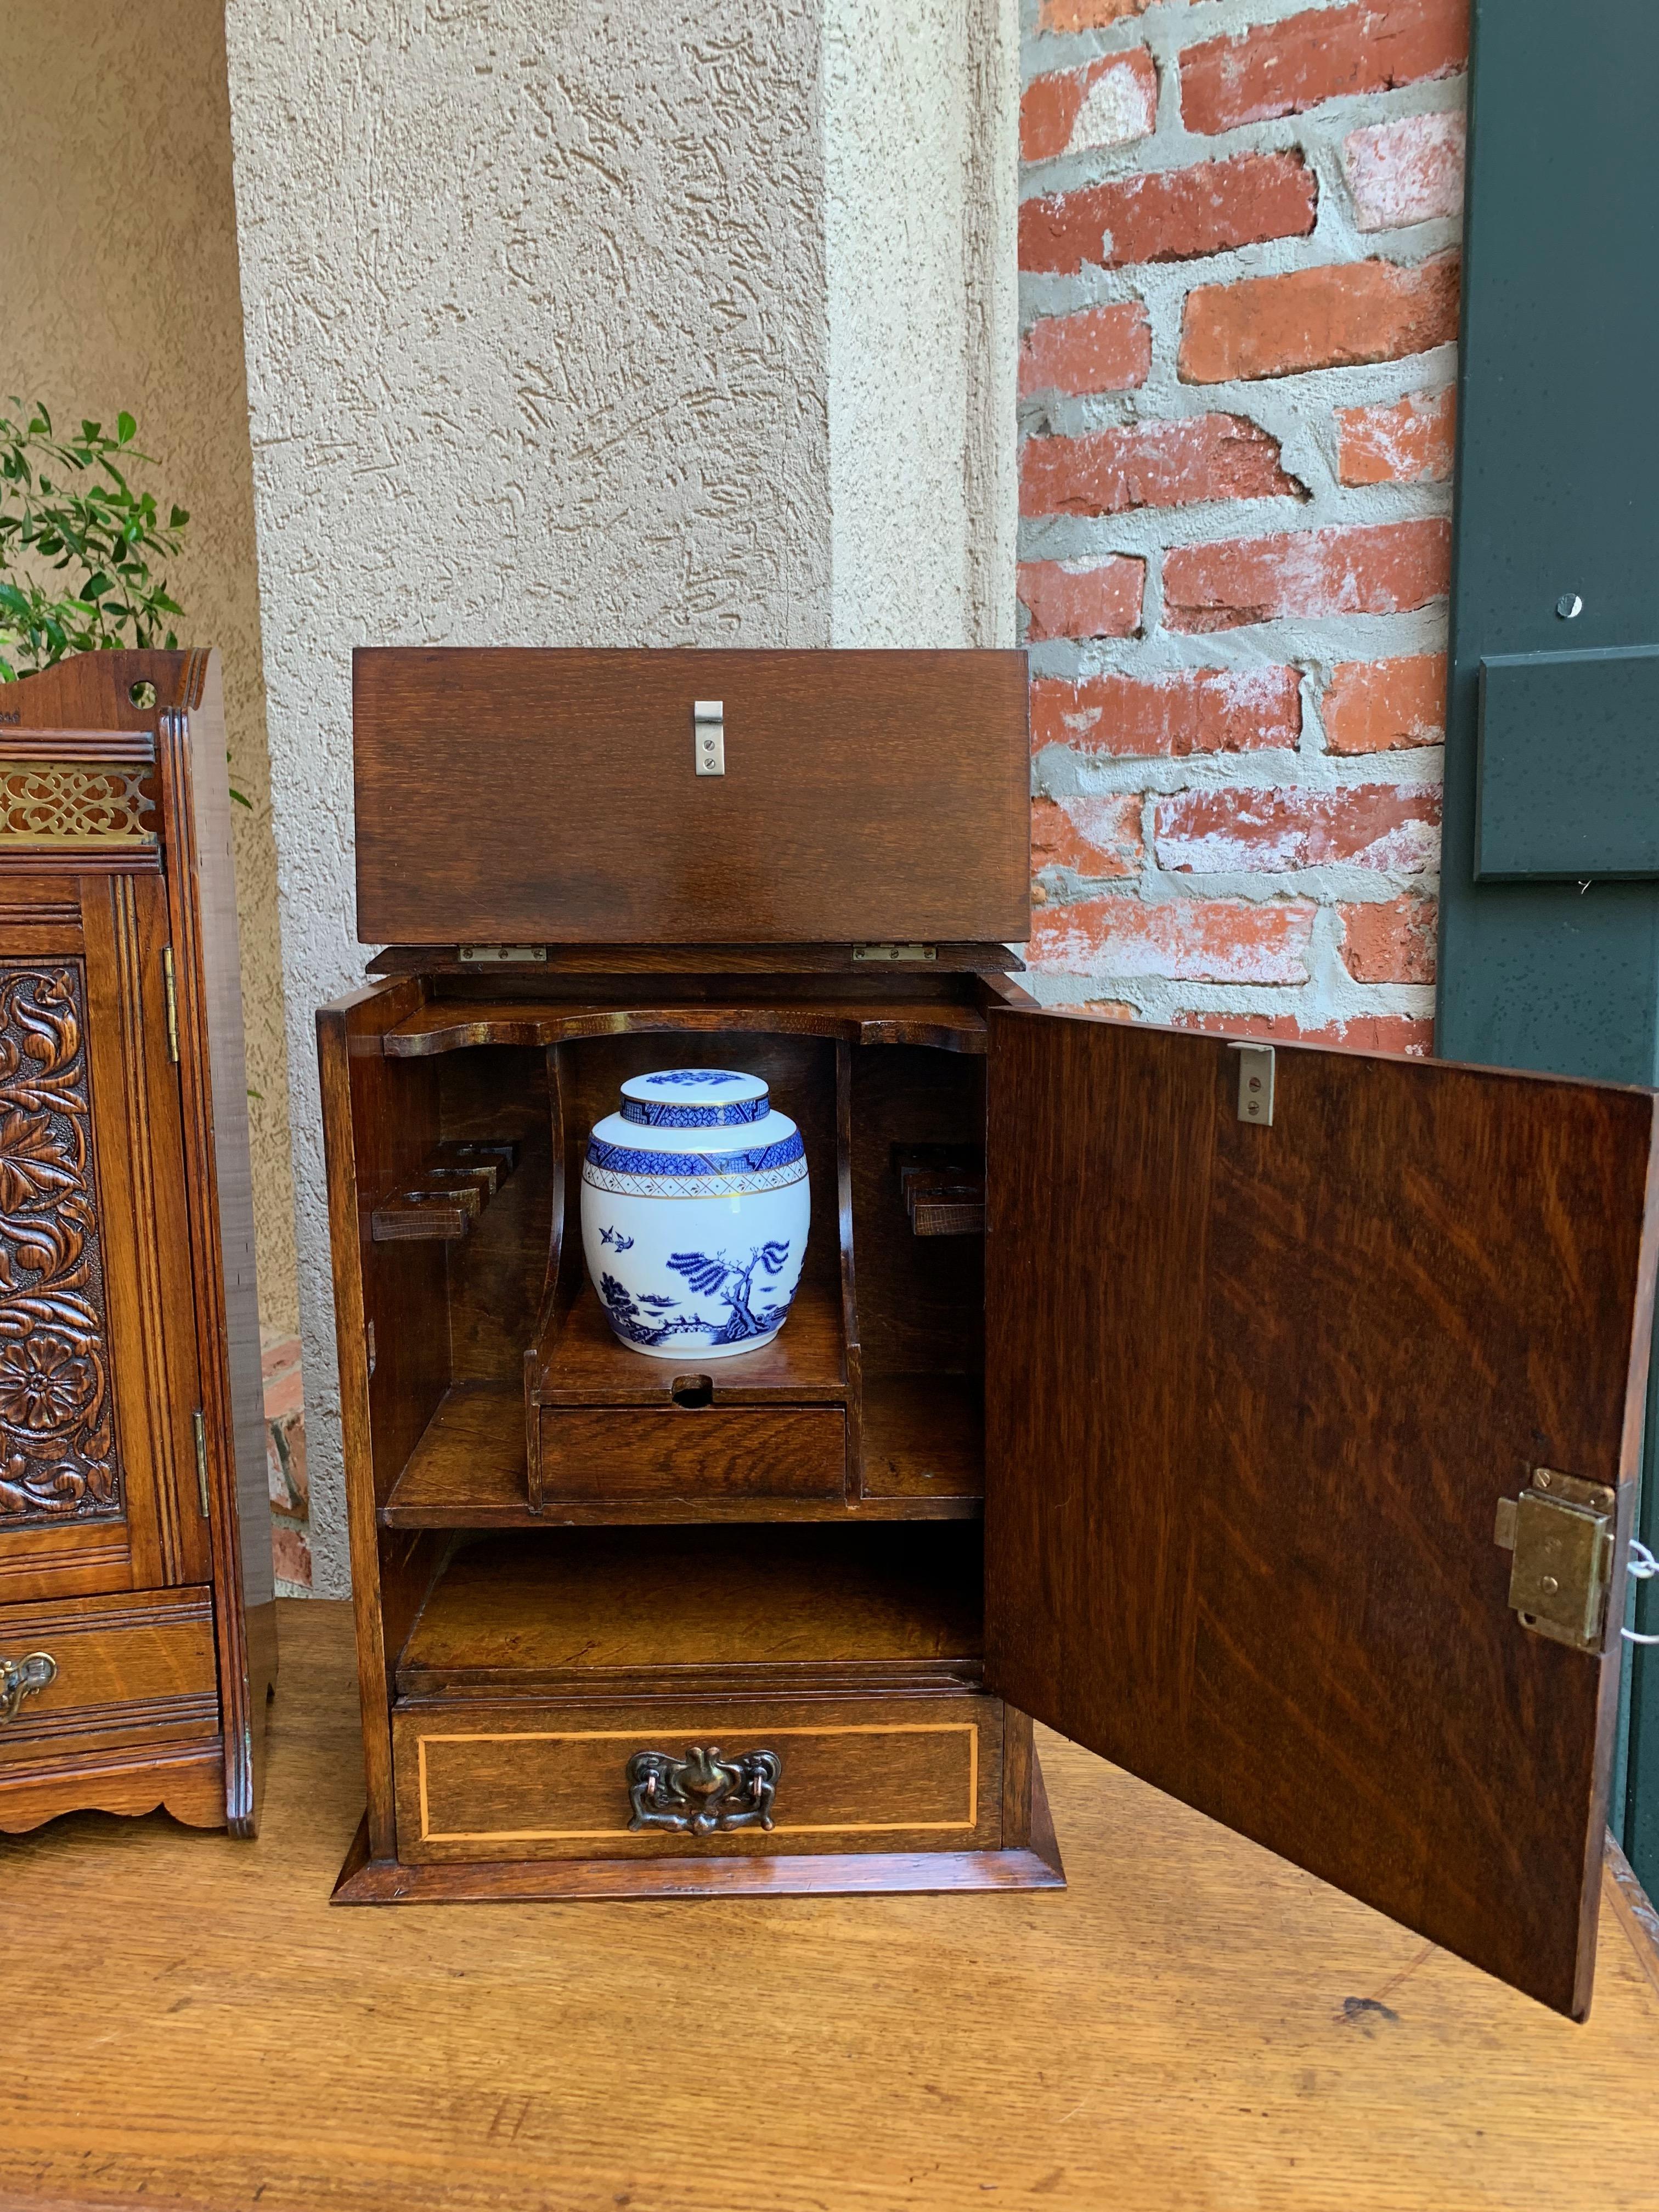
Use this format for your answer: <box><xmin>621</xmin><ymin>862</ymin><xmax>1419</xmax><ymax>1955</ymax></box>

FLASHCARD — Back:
<box><xmin>322</xmin><ymin>646</ymin><xmax>1659</xmax><ymax>2022</ymax></box>
<box><xmin>0</xmin><ymin>650</ymin><xmax>275</xmax><ymax>1838</ymax></box>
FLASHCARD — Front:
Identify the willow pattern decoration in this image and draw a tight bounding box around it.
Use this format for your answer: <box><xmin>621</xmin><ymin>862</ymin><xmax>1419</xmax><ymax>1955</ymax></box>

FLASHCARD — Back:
<box><xmin>0</xmin><ymin>963</ymin><xmax>120</xmax><ymax>1521</ymax></box>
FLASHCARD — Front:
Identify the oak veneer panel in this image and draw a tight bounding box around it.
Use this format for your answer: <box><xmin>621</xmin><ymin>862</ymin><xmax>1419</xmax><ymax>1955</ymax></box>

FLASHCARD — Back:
<box><xmin>850</xmin><ymin>1042</ymin><xmax>986</xmax><ymax>1383</ymax></box>
<box><xmin>0</xmin><ymin>651</ymin><xmax>275</xmax><ymax>1833</ymax></box>
<box><xmin>0</xmin><ymin>1585</ymin><xmax>217</xmax><ymax>1776</ymax></box>
<box><xmin>319</xmin><ymin>973</ymin><xmax>451</xmax><ymax>1859</ymax></box>
<box><xmin>861</xmin><ymin>1374</ymin><xmax>984</xmax><ymax>1499</ymax></box>
<box><xmin>381</xmin><ymin>1381</ymin><xmax>985</xmax><ymax>1529</ymax></box>
<box><xmin>397</xmin><ymin>1525</ymin><xmax>984</xmax><ymax>1691</ymax></box>
<box><xmin>393</xmin><ymin>1692</ymin><xmax>1002</xmax><ymax>1862</ymax></box>
<box><xmin>155</xmin><ymin>653</ymin><xmax>278</xmax><ymax>1826</ymax></box>
<box><xmin>984</xmin><ymin>1007</ymin><xmax>1659</xmax><ymax>2020</ymax></box>
<box><xmin>437</xmin><ymin>1046</ymin><xmax>552</xmax><ymax>1383</ymax></box>
<box><xmin>353</xmin><ymin>648</ymin><xmax>1030</xmax><ymax>947</ymax></box>
<box><xmin>539</xmin><ymin>1407</ymin><xmax>847</xmax><ymax>1502</ymax></box>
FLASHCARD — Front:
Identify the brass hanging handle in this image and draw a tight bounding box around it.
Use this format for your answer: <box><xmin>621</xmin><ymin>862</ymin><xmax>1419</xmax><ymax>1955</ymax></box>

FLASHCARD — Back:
<box><xmin>625</xmin><ymin>1743</ymin><xmax>781</xmax><ymax>1835</ymax></box>
<box><xmin>0</xmin><ymin>1650</ymin><xmax>56</xmax><ymax>1723</ymax></box>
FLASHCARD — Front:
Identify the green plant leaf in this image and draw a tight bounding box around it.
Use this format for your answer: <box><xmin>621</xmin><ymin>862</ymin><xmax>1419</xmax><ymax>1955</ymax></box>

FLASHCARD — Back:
<box><xmin>0</xmin><ymin>401</ymin><xmax>190</xmax><ymax>673</ymax></box>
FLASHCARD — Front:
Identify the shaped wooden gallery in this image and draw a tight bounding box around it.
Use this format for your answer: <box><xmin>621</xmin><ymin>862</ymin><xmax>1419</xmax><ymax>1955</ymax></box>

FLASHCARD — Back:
<box><xmin>579</xmin><ymin>1068</ymin><xmax>810</xmax><ymax>1359</ymax></box>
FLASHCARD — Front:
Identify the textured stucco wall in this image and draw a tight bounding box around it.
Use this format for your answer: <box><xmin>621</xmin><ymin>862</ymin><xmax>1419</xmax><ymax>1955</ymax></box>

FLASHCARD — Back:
<box><xmin>825</xmin><ymin>0</ymin><xmax>1019</xmax><ymax>647</ymax></box>
<box><xmin>0</xmin><ymin>0</ymin><xmax>300</xmax><ymax>1339</ymax></box>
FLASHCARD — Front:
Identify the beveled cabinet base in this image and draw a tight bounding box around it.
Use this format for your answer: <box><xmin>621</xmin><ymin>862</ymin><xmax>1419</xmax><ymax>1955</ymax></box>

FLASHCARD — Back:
<box><xmin>332</xmin><ymin>1758</ymin><xmax>1065</xmax><ymax>1904</ymax></box>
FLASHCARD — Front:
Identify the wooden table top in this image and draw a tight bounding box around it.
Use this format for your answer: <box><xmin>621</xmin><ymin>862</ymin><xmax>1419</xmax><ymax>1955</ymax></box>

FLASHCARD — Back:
<box><xmin>4</xmin><ymin>1598</ymin><xmax>1657</xmax><ymax>2211</ymax></box>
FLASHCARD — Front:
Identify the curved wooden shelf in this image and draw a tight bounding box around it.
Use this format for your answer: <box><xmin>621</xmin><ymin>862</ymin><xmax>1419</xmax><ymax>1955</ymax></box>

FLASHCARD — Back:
<box><xmin>380</xmin><ymin>1000</ymin><xmax>989</xmax><ymax>1058</ymax></box>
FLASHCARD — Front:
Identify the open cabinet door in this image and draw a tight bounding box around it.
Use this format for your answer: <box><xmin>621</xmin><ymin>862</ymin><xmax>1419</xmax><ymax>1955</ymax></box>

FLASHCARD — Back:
<box><xmin>983</xmin><ymin>1007</ymin><xmax>1659</xmax><ymax>2018</ymax></box>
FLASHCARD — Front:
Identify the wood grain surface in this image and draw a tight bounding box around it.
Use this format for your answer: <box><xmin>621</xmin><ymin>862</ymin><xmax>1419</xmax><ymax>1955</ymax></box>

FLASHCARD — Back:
<box><xmin>537</xmin><ymin>1406</ymin><xmax>848</xmax><ymax>1502</ymax></box>
<box><xmin>391</xmin><ymin>1692</ymin><xmax>1002</xmax><ymax>1863</ymax></box>
<box><xmin>365</xmin><ymin>943</ymin><xmax>1025</xmax><ymax>976</ymax></box>
<box><xmin>984</xmin><ymin>1007</ymin><xmax>1659</xmax><ymax>2019</ymax></box>
<box><xmin>0</xmin><ymin>1586</ymin><xmax>217</xmax><ymax>1776</ymax></box>
<box><xmin>3</xmin><ymin>1599</ymin><xmax>1658</xmax><ymax>2211</ymax></box>
<box><xmin>397</xmin><ymin>1525</ymin><xmax>985</xmax><ymax>1688</ymax></box>
<box><xmin>535</xmin><ymin>1277</ymin><xmax>848</xmax><ymax>1407</ymax></box>
<box><xmin>0</xmin><ymin>650</ymin><xmax>273</xmax><ymax>1836</ymax></box>
<box><xmin>380</xmin><ymin>1382</ymin><xmax>983</xmax><ymax>1530</ymax></box>
<box><xmin>380</xmin><ymin>996</ymin><xmax>990</xmax><ymax>1057</ymax></box>
<box><xmin>352</xmin><ymin>647</ymin><xmax>1030</xmax><ymax>948</ymax></box>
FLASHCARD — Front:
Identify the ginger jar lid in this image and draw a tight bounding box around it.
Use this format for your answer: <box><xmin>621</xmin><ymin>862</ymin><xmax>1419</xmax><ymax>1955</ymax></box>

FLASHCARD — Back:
<box><xmin>617</xmin><ymin>1069</ymin><xmax>771</xmax><ymax>1129</ymax></box>
<box><xmin>591</xmin><ymin>1067</ymin><xmax>799</xmax><ymax>1167</ymax></box>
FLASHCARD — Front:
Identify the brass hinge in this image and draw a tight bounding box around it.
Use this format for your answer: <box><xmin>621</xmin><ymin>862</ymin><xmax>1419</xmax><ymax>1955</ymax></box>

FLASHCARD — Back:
<box><xmin>456</xmin><ymin>945</ymin><xmax>548</xmax><ymax>965</ymax></box>
<box><xmin>191</xmin><ymin>1409</ymin><xmax>210</xmax><ymax>1519</ymax></box>
<box><xmin>1494</xmin><ymin>1467</ymin><xmax>1616</xmax><ymax>1655</ymax></box>
<box><xmin>161</xmin><ymin>946</ymin><xmax>180</xmax><ymax>1063</ymax></box>
<box><xmin>852</xmin><ymin>944</ymin><xmax>937</xmax><ymax>964</ymax></box>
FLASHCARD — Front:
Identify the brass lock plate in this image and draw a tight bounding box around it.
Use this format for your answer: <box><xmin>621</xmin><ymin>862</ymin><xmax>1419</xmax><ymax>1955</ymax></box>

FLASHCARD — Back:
<box><xmin>1494</xmin><ymin>1468</ymin><xmax>1617</xmax><ymax>1654</ymax></box>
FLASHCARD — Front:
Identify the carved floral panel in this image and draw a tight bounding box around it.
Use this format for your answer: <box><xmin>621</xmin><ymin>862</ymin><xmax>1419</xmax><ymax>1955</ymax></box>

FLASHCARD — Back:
<box><xmin>0</xmin><ymin>964</ymin><xmax>121</xmax><ymax>1521</ymax></box>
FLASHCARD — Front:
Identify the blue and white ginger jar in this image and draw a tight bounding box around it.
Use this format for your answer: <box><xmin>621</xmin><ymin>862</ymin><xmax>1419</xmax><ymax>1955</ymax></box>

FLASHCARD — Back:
<box><xmin>580</xmin><ymin>1069</ymin><xmax>810</xmax><ymax>1360</ymax></box>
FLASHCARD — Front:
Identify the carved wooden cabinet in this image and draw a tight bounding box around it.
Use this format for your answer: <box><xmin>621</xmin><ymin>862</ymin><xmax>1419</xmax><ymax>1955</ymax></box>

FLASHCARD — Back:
<box><xmin>323</xmin><ymin>648</ymin><xmax>1658</xmax><ymax>2020</ymax></box>
<box><xmin>0</xmin><ymin>651</ymin><xmax>274</xmax><ymax>1835</ymax></box>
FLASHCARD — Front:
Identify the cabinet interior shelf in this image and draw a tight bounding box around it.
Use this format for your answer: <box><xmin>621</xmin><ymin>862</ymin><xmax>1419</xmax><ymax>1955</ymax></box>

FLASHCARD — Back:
<box><xmin>378</xmin><ymin>999</ymin><xmax>989</xmax><ymax>1058</ymax></box>
<box><xmin>537</xmin><ymin>1277</ymin><xmax>847</xmax><ymax>1406</ymax></box>
<box><xmin>394</xmin><ymin>1522</ymin><xmax>986</xmax><ymax>1698</ymax></box>
<box><xmin>379</xmin><ymin>1367</ymin><xmax>984</xmax><ymax>1528</ymax></box>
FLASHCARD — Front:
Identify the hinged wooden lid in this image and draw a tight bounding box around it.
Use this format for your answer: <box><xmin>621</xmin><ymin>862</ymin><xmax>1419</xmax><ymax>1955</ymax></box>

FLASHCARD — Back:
<box><xmin>352</xmin><ymin>648</ymin><xmax>1031</xmax><ymax>947</ymax></box>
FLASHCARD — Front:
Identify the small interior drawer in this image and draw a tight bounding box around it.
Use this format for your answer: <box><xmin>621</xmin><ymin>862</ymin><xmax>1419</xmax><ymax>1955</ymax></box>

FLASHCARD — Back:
<box><xmin>393</xmin><ymin>1690</ymin><xmax>1003</xmax><ymax>1863</ymax></box>
<box><xmin>535</xmin><ymin>1407</ymin><xmax>846</xmax><ymax>1504</ymax></box>
<box><xmin>0</xmin><ymin>1586</ymin><xmax>219</xmax><ymax>1765</ymax></box>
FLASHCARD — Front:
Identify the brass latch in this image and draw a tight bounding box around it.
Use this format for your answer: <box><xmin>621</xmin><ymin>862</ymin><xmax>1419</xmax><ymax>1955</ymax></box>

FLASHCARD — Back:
<box><xmin>852</xmin><ymin>944</ymin><xmax>937</xmax><ymax>964</ymax></box>
<box><xmin>1494</xmin><ymin>1468</ymin><xmax>1617</xmax><ymax>1655</ymax></box>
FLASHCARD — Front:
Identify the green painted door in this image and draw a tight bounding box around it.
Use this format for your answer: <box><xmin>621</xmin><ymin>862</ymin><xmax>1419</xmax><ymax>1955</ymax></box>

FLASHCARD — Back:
<box><xmin>1440</xmin><ymin>0</ymin><xmax>1659</xmax><ymax>1884</ymax></box>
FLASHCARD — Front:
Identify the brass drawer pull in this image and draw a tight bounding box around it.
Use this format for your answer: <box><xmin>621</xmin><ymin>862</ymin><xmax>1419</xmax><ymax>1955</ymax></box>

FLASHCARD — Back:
<box><xmin>0</xmin><ymin>1650</ymin><xmax>57</xmax><ymax>1723</ymax></box>
<box><xmin>625</xmin><ymin>1743</ymin><xmax>781</xmax><ymax>1834</ymax></box>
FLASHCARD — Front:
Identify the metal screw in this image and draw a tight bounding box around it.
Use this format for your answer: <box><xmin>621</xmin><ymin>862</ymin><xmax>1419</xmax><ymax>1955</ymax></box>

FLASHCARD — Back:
<box><xmin>1537</xmin><ymin>1471</ymin><xmax>1552</xmax><ymax>1489</ymax></box>
<box><xmin>1542</xmin><ymin>1575</ymin><xmax>1560</xmax><ymax>1595</ymax></box>
<box><xmin>1556</xmin><ymin>592</ymin><xmax>1583</xmax><ymax>620</ymax></box>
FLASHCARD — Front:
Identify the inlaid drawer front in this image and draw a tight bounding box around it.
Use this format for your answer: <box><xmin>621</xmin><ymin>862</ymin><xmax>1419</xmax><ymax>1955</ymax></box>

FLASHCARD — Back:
<box><xmin>393</xmin><ymin>1694</ymin><xmax>1003</xmax><ymax>1862</ymax></box>
<box><xmin>0</xmin><ymin>1585</ymin><xmax>218</xmax><ymax>1765</ymax></box>
<box><xmin>536</xmin><ymin>1408</ymin><xmax>846</xmax><ymax>1504</ymax></box>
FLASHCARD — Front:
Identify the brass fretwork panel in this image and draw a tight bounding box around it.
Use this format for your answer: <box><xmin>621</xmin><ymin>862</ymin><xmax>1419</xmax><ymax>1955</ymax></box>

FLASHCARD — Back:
<box><xmin>0</xmin><ymin>763</ymin><xmax>157</xmax><ymax>851</ymax></box>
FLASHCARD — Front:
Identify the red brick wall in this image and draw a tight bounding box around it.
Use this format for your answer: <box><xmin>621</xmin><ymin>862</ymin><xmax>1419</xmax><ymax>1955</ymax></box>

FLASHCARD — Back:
<box><xmin>1019</xmin><ymin>0</ymin><xmax>1465</xmax><ymax>1052</ymax></box>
